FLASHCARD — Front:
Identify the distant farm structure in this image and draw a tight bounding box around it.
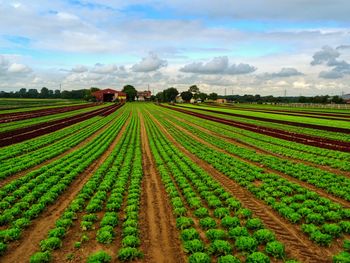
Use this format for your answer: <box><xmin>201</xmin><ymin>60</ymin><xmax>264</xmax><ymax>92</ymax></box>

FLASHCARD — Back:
<box><xmin>92</xmin><ymin>89</ymin><xmax>127</xmax><ymax>102</ymax></box>
<box><xmin>137</xmin><ymin>90</ymin><xmax>152</xmax><ymax>101</ymax></box>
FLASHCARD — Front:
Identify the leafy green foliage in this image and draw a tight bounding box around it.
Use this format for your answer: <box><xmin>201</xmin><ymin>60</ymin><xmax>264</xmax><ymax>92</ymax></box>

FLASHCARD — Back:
<box><xmin>87</xmin><ymin>251</ymin><xmax>112</xmax><ymax>263</ymax></box>
<box><xmin>265</xmin><ymin>241</ymin><xmax>285</xmax><ymax>259</ymax></box>
<box><xmin>188</xmin><ymin>252</ymin><xmax>211</xmax><ymax>263</ymax></box>
<box><xmin>30</xmin><ymin>251</ymin><xmax>51</xmax><ymax>263</ymax></box>
<box><xmin>117</xmin><ymin>247</ymin><xmax>143</xmax><ymax>261</ymax></box>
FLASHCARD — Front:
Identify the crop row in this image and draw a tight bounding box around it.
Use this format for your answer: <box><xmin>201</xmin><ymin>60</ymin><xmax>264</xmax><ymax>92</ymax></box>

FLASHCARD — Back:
<box><xmin>160</xmin><ymin>111</ymin><xmax>350</xmax><ymax>201</ymax></box>
<box><xmin>29</xmin><ymin>112</ymin><xmax>143</xmax><ymax>262</ymax></box>
<box><xmin>157</xmin><ymin>106</ymin><xmax>350</xmax><ymax>170</ymax></box>
<box><xmin>0</xmin><ymin>104</ymin><xmax>108</xmax><ymax>133</ymax></box>
<box><xmin>0</xmin><ymin>110</ymin><xmax>129</xmax><ymax>255</ymax></box>
<box><xmin>144</xmin><ymin>111</ymin><xmax>294</xmax><ymax>262</ymax></box>
<box><xmin>182</xmin><ymin>104</ymin><xmax>350</xmax><ymax>130</ymax></box>
<box><xmin>0</xmin><ymin>109</ymin><xmax>125</xmax><ymax>179</ymax></box>
<box><xmin>0</xmin><ymin>116</ymin><xmax>101</xmax><ymax>161</ymax></box>
<box><xmin>154</xmin><ymin>110</ymin><xmax>350</xmax><ymax>252</ymax></box>
<box><xmin>168</xmin><ymin>105</ymin><xmax>350</xmax><ymax>143</ymax></box>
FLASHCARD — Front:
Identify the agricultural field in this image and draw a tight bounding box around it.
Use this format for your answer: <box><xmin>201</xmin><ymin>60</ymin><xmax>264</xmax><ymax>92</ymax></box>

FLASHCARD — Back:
<box><xmin>0</xmin><ymin>100</ymin><xmax>349</xmax><ymax>263</ymax></box>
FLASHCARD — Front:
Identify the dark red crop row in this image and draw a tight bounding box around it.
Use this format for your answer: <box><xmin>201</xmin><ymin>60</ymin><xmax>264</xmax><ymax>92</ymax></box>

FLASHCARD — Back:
<box><xmin>162</xmin><ymin>104</ymin><xmax>350</xmax><ymax>152</ymax></box>
<box><xmin>0</xmin><ymin>103</ymin><xmax>98</xmax><ymax>124</ymax></box>
<box><xmin>177</xmin><ymin>105</ymin><xmax>350</xmax><ymax>134</ymax></box>
<box><xmin>0</xmin><ymin>103</ymin><xmax>124</xmax><ymax>147</ymax></box>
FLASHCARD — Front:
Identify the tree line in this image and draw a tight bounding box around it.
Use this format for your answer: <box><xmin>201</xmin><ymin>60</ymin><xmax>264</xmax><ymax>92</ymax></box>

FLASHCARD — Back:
<box><xmin>0</xmin><ymin>86</ymin><xmax>346</xmax><ymax>104</ymax></box>
<box><xmin>0</xmin><ymin>87</ymin><xmax>100</xmax><ymax>100</ymax></box>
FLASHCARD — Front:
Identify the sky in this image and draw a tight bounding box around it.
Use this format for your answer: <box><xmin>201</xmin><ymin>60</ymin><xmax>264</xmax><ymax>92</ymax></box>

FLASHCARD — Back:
<box><xmin>0</xmin><ymin>0</ymin><xmax>350</xmax><ymax>96</ymax></box>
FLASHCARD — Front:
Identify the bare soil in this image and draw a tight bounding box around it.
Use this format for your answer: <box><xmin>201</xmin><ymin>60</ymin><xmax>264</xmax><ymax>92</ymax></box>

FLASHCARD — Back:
<box><xmin>138</xmin><ymin>112</ymin><xmax>186</xmax><ymax>263</ymax></box>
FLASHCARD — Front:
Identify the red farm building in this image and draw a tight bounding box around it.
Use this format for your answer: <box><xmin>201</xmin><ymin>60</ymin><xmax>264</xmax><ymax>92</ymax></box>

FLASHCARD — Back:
<box><xmin>92</xmin><ymin>89</ymin><xmax>127</xmax><ymax>102</ymax></box>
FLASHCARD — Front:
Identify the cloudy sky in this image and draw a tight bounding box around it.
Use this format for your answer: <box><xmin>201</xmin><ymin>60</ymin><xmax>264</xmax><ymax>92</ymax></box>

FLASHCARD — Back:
<box><xmin>0</xmin><ymin>0</ymin><xmax>350</xmax><ymax>96</ymax></box>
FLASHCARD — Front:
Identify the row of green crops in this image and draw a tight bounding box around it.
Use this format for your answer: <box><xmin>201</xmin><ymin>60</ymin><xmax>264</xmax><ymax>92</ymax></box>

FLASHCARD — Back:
<box><xmin>144</xmin><ymin>110</ymin><xmax>296</xmax><ymax>263</ymax></box>
<box><xmin>0</xmin><ymin>109</ymin><xmax>125</xmax><ymax>179</ymax></box>
<box><xmin>0</xmin><ymin>109</ymin><xmax>129</xmax><ymax>255</ymax></box>
<box><xmin>0</xmin><ymin>103</ymin><xmax>109</xmax><ymax>133</ymax></box>
<box><xmin>179</xmin><ymin>104</ymin><xmax>350</xmax><ymax>130</ymax></box>
<box><xmin>0</xmin><ymin>115</ymin><xmax>101</xmax><ymax>161</ymax></box>
<box><xmin>156</xmin><ymin>106</ymin><xmax>350</xmax><ymax>170</ymax></box>
<box><xmin>0</xmin><ymin>99</ymin><xmax>85</xmax><ymax>112</ymax></box>
<box><xmin>167</xmin><ymin>105</ymin><xmax>350</xmax><ymax>143</ymax></box>
<box><xmin>151</xmin><ymin>108</ymin><xmax>350</xmax><ymax>255</ymax></box>
<box><xmin>30</xmin><ymin>111</ymin><xmax>143</xmax><ymax>262</ymax></box>
<box><xmin>205</xmin><ymin>103</ymin><xmax>350</xmax><ymax>120</ymax></box>
<box><xmin>157</xmin><ymin>109</ymin><xmax>350</xmax><ymax>201</ymax></box>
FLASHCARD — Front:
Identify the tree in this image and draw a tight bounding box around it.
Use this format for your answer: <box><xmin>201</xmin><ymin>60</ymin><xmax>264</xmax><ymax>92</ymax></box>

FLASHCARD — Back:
<box><xmin>181</xmin><ymin>91</ymin><xmax>193</xmax><ymax>102</ymax></box>
<box><xmin>122</xmin><ymin>85</ymin><xmax>137</xmax><ymax>102</ymax></box>
<box><xmin>27</xmin><ymin>89</ymin><xmax>39</xmax><ymax>98</ymax></box>
<box><xmin>40</xmin><ymin>87</ymin><xmax>49</xmax><ymax>98</ymax></box>
<box><xmin>189</xmin><ymin>85</ymin><xmax>199</xmax><ymax>94</ymax></box>
<box><xmin>54</xmin><ymin>90</ymin><xmax>61</xmax><ymax>98</ymax></box>
<box><xmin>198</xmin><ymin>92</ymin><xmax>208</xmax><ymax>101</ymax></box>
<box><xmin>330</xmin><ymin>96</ymin><xmax>344</xmax><ymax>104</ymax></box>
<box><xmin>163</xmin><ymin>87</ymin><xmax>179</xmax><ymax>102</ymax></box>
<box><xmin>155</xmin><ymin>92</ymin><xmax>164</xmax><ymax>102</ymax></box>
<box><xmin>18</xmin><ymin>88</ymin><xmax>27</xmax><ymax>98</ymax></box>
<box><xmin>208</xmin><ymin>92</ymin><xmax>218</xmax><ymax>100</ymax></box>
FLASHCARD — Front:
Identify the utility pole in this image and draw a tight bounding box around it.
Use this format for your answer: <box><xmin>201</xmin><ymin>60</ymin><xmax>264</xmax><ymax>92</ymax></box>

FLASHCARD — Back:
<box><xmin>224</xmin><ymin>88</ymin><xmax>227</xmax><ymax>97</ymax></box>
<box><xmin>60</xmin><ymin>83</ymin><xmax>62</xmax><ymax>92</ymax></box>
<box><xmin>284</xmin><ymin>88</ymin><xmax>287</xmax><ymax>98</ymax></box>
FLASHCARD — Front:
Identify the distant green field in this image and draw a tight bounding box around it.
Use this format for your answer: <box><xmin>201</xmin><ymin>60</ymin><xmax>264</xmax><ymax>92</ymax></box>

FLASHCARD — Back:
<box><xmin>0</xmin><ymin>98</ymin><xmax>86</xmax><ymax>112</ymax></box>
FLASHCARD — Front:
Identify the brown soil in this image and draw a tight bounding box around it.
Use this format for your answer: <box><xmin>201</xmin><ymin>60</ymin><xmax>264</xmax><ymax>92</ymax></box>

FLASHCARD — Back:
<box><xmin>152</xmin><ymin>113</ymin><xmax>335</xmax><ymax>262</ymax></box>
<box><xmin>165</xmin><ymin>117</ymin><xmax>350</xmax><ymax>208</ymax></box>
<box><xmin>138</xmin><ymin>112</ymin><xmax>186</xmax><ymax>263</ymax></box>
<box><xmin>0</xmin><ymin>111</ymin><xmax>121</xmax><ymax>189</ymax></box>
<box><xmin>1</xmin><ymin>114</ymin><xmax>131</xmax><ymax>263</ymax></box>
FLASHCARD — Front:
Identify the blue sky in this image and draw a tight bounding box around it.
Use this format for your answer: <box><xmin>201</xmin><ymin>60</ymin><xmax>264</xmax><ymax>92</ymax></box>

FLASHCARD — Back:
<box><xmin>0</xmin><ymin>0</ymin><xmax>349</xmax><ymax>95</ymax></box>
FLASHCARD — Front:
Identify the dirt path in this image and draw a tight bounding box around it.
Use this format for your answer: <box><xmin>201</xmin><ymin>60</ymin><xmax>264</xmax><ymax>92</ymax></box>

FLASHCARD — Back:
<box><xmin>164</xmin><ymin>117</ymin><xmax>350</xmax><ymax>209</ymax></box>
<box><xmin>138</xmin><ymin>112</ymin><xmax>185</xmax><ymax>263</ymax></box>
<box><xmin>149</xmin><ymin>113</ymin><xmax>332</xmax><ymax>263</ymax></box>
<box><xmin>0</xmin><ymin>111</ymin><xmax>122</xmax><ymax>188</ymax></box>
<box><xmin>2</xmin><ymin>114</ymin><xmax>131</xmax><ymax>263</ymax></box>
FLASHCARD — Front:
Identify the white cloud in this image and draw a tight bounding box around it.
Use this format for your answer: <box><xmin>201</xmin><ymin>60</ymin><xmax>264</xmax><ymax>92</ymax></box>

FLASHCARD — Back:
<box><xmin>180</xmin><ymin>56</ymin><xmax>256</xmax><ymax>75</ymax></box>
<box><xmin>7</xmin><ymin>63</ymin><xmax>32</xmax><ymax>74</ymax></box>
<box><xmin>131</xmin><ymin>53</ymin><xmax>167</xmax><ymax>72</ymax></box>
<box><xmin>71</xmin><ymin>65</ymin><xmax>88</xmax><ymax>73</ymax></box>
<box><xmin>261</xmin><ymin>67</ymin><xmax>303</xmax><ymax>79</ymax></box>
<box><xmin>311</xmin><ymin>46</ymin><xmax>350</xmax><ymax>79</ymax></box>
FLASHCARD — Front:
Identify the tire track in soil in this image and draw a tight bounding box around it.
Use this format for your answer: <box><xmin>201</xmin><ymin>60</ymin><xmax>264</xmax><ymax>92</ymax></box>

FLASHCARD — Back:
<box><xmin>138</xmin><ymin>112</ymin><xmax>186</xmax><ymax>263</ymax></box>
<box><xmin>150</xmin><ymin>113</ymin><xmax>331</xmax><ymax>263</ymax></box>
<box><xmin>0</xmin><ymin>110</ymin><xmax>123</xmax><ymax>188</ymax></box>
<box><xmin>165</xmin><ymin>117</ymin><xmax>350</xmax><ymax>209</ymax></box>
<box><xmin>1</xmin><ymin>114</ymin><xmax>131</xmax><ymax>263</ymax></box>
<box><xmin>167</xmin><ymin>111</ymin><xmax>350</xmax><ymax>179</ymax></box>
